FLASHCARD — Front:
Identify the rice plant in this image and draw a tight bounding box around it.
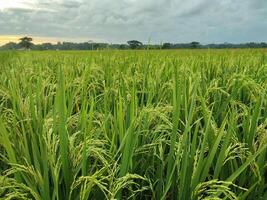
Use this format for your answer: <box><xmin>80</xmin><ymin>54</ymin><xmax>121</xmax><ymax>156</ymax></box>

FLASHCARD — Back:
<box><xmin>0</xmin><ymin>49</ymin><xmax>267</xmax><ymax>199</ymax></box>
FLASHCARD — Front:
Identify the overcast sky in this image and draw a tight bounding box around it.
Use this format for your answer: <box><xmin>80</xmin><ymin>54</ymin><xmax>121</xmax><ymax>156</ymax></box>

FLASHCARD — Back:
<box><xmin>0</xmin><ymin>0</ymin><xmax>266</xmax><ymax>44</ymax></box>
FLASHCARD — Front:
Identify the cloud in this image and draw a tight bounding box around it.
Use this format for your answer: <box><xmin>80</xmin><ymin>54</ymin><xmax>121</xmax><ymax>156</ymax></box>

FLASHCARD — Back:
<box><xmin>0</xmin><ymin>0</ymin><xmax>266</xmax><ymax>43</ymax></box>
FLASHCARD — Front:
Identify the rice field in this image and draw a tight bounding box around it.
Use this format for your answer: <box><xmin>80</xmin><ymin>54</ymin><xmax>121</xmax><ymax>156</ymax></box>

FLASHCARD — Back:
<box><xmin>0</xmin><ymin>49</ymin><xmax>267</xmax><ymax>199</ymax></box>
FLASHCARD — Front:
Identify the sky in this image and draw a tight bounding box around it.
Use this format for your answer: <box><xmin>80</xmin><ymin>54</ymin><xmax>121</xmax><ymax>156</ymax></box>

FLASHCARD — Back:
<box><xmin>0</xmin><ymin>0</ymin><xmax>266</xmax><ymax>45</ymax></box>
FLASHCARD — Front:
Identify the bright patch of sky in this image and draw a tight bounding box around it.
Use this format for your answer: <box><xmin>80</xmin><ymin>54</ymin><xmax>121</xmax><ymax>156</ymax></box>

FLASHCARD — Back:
<box><xmin>0</xmin><ymin>0</ymin><xmax>35</xmax><ymax>10</ymax></box>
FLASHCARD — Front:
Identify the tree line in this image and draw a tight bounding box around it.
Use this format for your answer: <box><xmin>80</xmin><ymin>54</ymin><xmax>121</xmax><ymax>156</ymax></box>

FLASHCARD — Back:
<box><xmin>1</xmin><ymin>37</ymin><xmax>267</xmax><ymax>50</ymax></box>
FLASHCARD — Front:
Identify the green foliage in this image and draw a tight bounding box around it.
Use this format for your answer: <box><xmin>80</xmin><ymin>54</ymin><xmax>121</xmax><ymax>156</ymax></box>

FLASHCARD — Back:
<box><xmin>0</xmin><ymin>49</ymin><xmax>267</xmax><ymax>199</ymax></box>
<box><xmin>127</xmin><ymin>40</ymin><xmax>143</xmax><ymax>49</ymax></box>
<box><xmin>18</xmin><ymin>37</ymin><xmax>33</xmax><ymax>49</ymax></box>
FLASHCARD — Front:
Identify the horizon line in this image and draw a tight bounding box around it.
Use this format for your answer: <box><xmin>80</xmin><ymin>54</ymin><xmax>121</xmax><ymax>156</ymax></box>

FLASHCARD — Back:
<box><xmin>0</xmin><ymin>35</ymin><xmax>267</xmax><ymax>46</ymax></box>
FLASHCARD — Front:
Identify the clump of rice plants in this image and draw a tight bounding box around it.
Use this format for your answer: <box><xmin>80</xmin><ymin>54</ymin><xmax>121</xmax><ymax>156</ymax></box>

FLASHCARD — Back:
<box><xmin>0</xmin><ymin>49</ymin><xmax>267</xmax><ymax>199</ymax></box>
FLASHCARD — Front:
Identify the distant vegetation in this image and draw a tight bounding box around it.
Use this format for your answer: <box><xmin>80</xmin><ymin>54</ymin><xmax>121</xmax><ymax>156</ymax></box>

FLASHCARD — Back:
<box><xmin>0</xmin><ymin>37</ymin><xmax>267</xmax><ymax>50</ymax></box>
<box><xmin>18</xmin><ymin>36</ymin><xmax>34</xmax><ymax>49</ymax></box>
<box><xmin>127</xmin><ymin>40</ymin><xmax>143</xmax><ymax>49</ymax></box>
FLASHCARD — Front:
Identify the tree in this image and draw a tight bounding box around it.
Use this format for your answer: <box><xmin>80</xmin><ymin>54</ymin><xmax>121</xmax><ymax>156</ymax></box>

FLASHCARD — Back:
<box><xmin>0</xmin><ymin>42</ymin><xmax>18</xmax><ymax>50</ymax></box>
<box><xmin>41</xmin><ymin>43</ymin><xmax>53</xmax><ymax>50</ymax></box>
<box><xmin>18</xmin><ymin>37</ymin><xmax>33</xmax><ymax>49</ymax></box>
<box><xmin>162</xmin><ymin>43</ymin><xmax>171</xmax><ymax>49</ymax></box>
<box><xmin>190</xmin><ymin>41</ymin><xmax>200</xmax><ymax>48</ymax></box>
<box><xmin>88</xmin><ymin>40</ymin><xmax>94</xmax><ymax>50</ymax></box>
<box><xmin>119</xmin><ymin>44</ymin><xmax>127</xmax><ymax>50</ymax></box>
<box><xmin>127</xmin><ymin>40</ymin><xmax>143</xmax><ymax>49</ymax></box>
